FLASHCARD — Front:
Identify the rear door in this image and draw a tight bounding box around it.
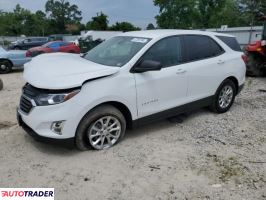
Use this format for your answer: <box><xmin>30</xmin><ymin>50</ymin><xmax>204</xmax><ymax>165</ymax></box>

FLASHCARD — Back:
<box><xmin>48</xmin><ymin>42</ymin><xmax>61</xmax><ymax>52</ymax></box>
<box><xmin>182</xmin><ymin>35</ymin><xmax>226</xmax><ymax>101</ymax></box>
<box><xmin>134</xmin><ymin>36</ymin><xmax>188</xmax><ymax>118</ymax></box>
<box><xmin>59</xmin><ymin>42</ymin><xmax>72</xmax><ymax>53</ymax></box>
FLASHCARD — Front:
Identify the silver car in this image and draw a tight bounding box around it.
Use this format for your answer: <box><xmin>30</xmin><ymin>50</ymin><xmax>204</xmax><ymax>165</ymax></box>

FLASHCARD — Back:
<box><xmin>0</xmin><ymin>46</ymin><xmax>31</xmax><ymax>74</ymax></box>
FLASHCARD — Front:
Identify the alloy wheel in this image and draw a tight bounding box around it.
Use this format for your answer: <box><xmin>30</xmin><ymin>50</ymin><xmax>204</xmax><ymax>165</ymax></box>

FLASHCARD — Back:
<box><xmin>88</xmin><ymin>116</ymin><xmax>121</xmax><ymax>150</ymax></box>
<box><xmin>218</xmin><ymin>85</ymin><xmax>233</xmax><ymax>109</ymax></box>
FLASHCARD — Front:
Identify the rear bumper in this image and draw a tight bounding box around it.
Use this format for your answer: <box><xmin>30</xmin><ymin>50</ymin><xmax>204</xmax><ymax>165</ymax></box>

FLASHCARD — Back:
<box><xmin>17</xmin><ymin>109</ymin><xmax>75</xmax><ymax>148</ymax></box>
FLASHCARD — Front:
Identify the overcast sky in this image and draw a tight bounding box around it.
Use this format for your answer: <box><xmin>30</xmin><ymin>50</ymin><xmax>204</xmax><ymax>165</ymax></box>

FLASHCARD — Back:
<box><xmin>0</xmin><ymin>0</ymin><xmax>159</xmax><ymax>29</ymax></box>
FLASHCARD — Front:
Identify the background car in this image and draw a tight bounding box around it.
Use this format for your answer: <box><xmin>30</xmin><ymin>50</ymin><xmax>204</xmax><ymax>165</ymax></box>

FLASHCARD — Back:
<box><xmin>0</xmin><ymin>46</ymin><xmax>31</xmax><ymax>74</ymax></box>
<box><xmin>9</xmin><ymin>37</ymin><xmax>49</xmax><ymax>50</ymax></box>
<box><xmin>26</xmin><ymin>41</ymin><xmax>81</xmax><ymax>57</ymax></box>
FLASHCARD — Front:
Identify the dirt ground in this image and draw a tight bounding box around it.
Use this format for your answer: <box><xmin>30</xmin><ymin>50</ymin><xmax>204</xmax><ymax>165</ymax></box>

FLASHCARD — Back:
<box><xmin>0</xmin><ymin>70</ymin><xmax>265</xmax><ymax>200</ymax></box>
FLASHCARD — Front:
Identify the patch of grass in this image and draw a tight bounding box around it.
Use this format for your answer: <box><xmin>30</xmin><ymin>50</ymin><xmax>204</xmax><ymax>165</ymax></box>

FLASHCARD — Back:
<box><xmin>247</xmin><ymin>79</ymin><xmax>253</xmax><ymax>87</ymax></box>
<box><xmin>207</xmin><ymin>154</ymin><xmax>245</xmax><ymax>182</ymax></box>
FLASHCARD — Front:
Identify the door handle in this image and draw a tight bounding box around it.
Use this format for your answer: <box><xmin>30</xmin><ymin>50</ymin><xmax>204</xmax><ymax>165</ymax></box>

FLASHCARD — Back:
<box><xmin>176</xmin><ymin>69</ymin><xmax>187</xmax><ymax>74</ymax></box>
<box><xmin>217</xmin><ymin>60</ymin><xmax>225</xmax><ymax>64</ymax></box>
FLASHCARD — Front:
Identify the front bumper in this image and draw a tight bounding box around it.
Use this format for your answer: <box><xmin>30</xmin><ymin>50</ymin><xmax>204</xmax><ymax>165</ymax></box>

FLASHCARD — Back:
<box><xmin>17</xmin><ymin>109</ymin><xmax>75</xmax><ymax>148</ymax></box>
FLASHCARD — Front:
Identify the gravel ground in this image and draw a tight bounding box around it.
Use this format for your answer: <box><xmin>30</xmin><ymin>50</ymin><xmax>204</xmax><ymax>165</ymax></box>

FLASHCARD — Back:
<box><xmin>0</xmin><ymin>71</ymin><xmax>265</xmax><ymax>200</ymax></box>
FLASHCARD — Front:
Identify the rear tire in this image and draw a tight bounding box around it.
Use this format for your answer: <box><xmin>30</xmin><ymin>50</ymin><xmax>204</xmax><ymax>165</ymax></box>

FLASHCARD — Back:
<box><xmin>0</xmin><ymin>59</ymin><xmax>12</xmax><ymax>74</ymax></box>
<box><xmin>75</xmin><ymin>105</ymin><xmax>126</xmax><ymax>151</ymax></box>
<box><xmin>210</xmin><ymin>79</ymin><xmax>237</xmax><ymax>113</ymax></box>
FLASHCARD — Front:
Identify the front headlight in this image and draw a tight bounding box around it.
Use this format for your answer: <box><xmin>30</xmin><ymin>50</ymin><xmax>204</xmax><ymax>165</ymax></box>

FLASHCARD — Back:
<box><xmin>35</xmin><ymin>90</ymin><xmax>80</xmax><ymax>106</ymax></box>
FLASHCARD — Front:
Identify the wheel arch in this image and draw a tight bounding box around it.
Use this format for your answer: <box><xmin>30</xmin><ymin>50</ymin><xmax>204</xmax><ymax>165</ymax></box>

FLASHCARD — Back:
<box><xmin>0</xmin><ymin>58</ymin><xmax>13</xmax><ymax>67</ymax></box>
<box><xmin>78</xmin><ymin>101</ymin><xmax>133</xmax><ymax>130</ymax></box>
<box><xmin>226</xmin><ymin>76</ymin><xmax>239</xmax><ymax>93</ymax></box>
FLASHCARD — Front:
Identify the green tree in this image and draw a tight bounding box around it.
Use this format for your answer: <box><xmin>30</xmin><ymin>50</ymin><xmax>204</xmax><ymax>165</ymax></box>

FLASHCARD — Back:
<box><xmin>35</xmin><ymin>10</ymin><xmax>49</xmax><ymax>36</ymax></box>
<box><xmin>86</xmin><ymin>12</ymin><xmax>109</xmax><ymax>30</ymax></box>
<box><xmin>109</xmin><ymin>22</ymin><xmax>141</xmax><ymax>31</ymax></box>
<box><xmin>146</xmin><ymin>23</ymin><xmax>155</xmax><ymax>30</ymax></box>
<box><xmin>197</xmin><ymin>0</ymin><xmax>227</xmax><ymax>28</ymax></box>
<box><xmin>45</xmin><ymin>0</ymin><xmax>82</xmax><ymax>33</ymax></box>
<box><xmin>154</xmin><ymin>0</ymin><xmax>251</xmax><ymax>29</ymax></box>
<box><xmin>154</xmin><ymin>0</ymin><xmax>198</xmax><ymax>29</ymax></box>
<box><xmin>210</xmin><ymin>0</ymin><xmax>246</xmax><ymax>28</ymax></box>
<box><xmin>237</xmin><ymin>0</ymin><xmax>266</xmax><ymax>26</ymax></box>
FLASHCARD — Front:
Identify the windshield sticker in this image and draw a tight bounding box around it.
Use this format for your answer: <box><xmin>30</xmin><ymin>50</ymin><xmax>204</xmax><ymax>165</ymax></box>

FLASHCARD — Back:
<box><xmin>131</xmin><ymin>38</ymin><xmax>148</xmax><ymax>43</ymax></box>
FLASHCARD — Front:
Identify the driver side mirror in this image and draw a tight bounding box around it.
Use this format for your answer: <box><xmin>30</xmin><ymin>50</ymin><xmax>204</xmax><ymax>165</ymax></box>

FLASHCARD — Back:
<box><xmin>132</xmin><ymin>60</ymin><xmax>162</xmax><ymax>73</ymax></box>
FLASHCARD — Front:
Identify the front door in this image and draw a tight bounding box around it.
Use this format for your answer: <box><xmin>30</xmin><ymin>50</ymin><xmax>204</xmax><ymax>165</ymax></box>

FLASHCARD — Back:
<box><xmin>133</xmin><ymin>36</ymin><xmax>188</xmax><ymax>118</ymax></box>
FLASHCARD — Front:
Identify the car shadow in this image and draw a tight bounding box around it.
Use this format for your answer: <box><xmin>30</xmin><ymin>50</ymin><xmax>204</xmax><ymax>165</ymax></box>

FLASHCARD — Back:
<box><xmin>11</xmin><ymin>68</ymin><xmax>24</xmax><ymax>73</ymax></box>
<box><xmin>125</xmin><ymin>108</ymin><xmax>209</xmax><ymax>140</ymax></box>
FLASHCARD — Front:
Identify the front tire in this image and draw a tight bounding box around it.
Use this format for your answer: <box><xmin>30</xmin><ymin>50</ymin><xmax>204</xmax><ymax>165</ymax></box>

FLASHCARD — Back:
<box><xmin>210</xmin><ymin>79</ymin><xmax>237</xmax><ymax>113</ymax></box>
<box><xmin>0</xmin><ymin>60</ymin><xmax>12</xmax><ymax>74</ymax></box>
<box><xmin>75</xmin><ymin>105</ymin><xmax>126</xmax><ymax>150</ymax></box>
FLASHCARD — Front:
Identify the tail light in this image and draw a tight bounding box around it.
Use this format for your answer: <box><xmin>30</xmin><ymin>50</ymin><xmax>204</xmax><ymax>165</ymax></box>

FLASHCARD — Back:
<box><xmin>241</xmin><ymin>54</ymin><xmax>248</xmax><ymax>64</ymax></box>
<box><xmin>26</xmin><ymin>51</ymin><xmax>31</xmax><ymax>57</ymax></box>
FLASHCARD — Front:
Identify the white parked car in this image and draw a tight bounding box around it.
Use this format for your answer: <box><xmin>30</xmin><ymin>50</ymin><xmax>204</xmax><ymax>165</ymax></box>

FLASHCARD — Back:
<box><xmin>17</xmin><ymin>30</ymin><xmax>246</xmax><ymax>150</ymax></box>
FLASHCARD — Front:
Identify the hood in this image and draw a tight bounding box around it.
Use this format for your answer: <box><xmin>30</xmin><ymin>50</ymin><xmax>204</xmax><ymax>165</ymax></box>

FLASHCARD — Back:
<box><xmin>23</xmin><ymin>53</ymin><xmax>120</xmax><ymax>89</ymax></box>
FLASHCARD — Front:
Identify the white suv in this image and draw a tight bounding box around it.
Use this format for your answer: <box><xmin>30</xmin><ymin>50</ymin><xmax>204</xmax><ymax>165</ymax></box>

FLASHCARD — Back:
<box><xmin>17</xmin><ymin>30</ymin><xmax>246</xmax><ymax>150</ymax></box>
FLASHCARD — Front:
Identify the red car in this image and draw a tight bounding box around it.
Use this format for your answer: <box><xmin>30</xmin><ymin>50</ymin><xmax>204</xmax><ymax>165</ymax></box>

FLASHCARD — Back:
<box><xmin>26</xmin><ymin>41</ymin><xmax>80</xmax><ymax>57</ymax></box>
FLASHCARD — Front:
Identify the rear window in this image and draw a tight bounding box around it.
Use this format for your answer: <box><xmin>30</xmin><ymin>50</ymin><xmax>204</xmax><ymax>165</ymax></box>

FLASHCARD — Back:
<box><xmin>183</xmin><ymin>35</ymin><xmax>224</xmax><ymax>62</ymax></box>
<box><xmin>216</xmin><ymin>36</ymin><xmax>242</xmax><ymax>52</ymax></box>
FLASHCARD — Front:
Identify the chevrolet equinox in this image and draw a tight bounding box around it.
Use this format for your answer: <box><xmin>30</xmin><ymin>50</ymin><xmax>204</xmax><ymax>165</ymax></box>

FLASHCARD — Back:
<box><xmin>17</xmin><ymin>30</ymin><xmax>246</xmax><ymax>150</ymax></box>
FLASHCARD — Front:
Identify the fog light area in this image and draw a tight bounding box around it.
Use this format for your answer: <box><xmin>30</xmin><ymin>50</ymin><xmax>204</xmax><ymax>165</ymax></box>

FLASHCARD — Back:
<box><xmin>51</xmin><ymin>121</ymin><xmax>65</xmax><ymax>135</ymax></box>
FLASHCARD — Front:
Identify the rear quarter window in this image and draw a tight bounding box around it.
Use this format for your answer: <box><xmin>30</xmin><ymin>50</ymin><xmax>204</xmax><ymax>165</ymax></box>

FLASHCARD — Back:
<box><xmin>183</xmin><ymin>35</ymin><xmax>224</xmax><ymax>62</ymax></box>
<box><xmin>216</xmin><ymin>36</ymin><xmax>242</xmax><ymax>52</ymax></box>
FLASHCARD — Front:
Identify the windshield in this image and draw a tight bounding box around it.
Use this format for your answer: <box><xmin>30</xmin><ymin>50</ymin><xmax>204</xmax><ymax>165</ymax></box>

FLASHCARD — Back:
<box><xmin>84</xmin><ymin>36</ymin><xmax>151</xmax><ymax>67</ymax></box>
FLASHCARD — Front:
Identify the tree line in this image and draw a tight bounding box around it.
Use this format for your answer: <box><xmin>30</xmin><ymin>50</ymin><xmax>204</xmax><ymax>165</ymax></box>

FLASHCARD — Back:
<box><xmin>0</xmin><ymin>0</ymin><xmax>265</xmax><ymax>36</ymax></box>
<box><xmin>154</xmin><ymin>0</ymin><xmax>266</xmax><ymax>29</ymax></box>
<box><xmin>0</xmin><ymin>0</ymin><xmax>141</xmax><ymax>36</ymax></box>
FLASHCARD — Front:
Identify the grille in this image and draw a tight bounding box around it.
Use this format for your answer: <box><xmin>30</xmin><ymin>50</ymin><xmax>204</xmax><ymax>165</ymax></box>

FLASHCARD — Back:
<box><xmin>22</xmin><ymin>84</ymin><xmax>40</xmax><ymax>98</ymax></box>
<box><xmin>20</xmin><ymin>95</ymin><xmax>33</xmax><ymax>114</ymax></box>
<box><xmin>19</xmin><ymin>84</ymin><xmax>39</xmax><ymax>114</ymax></box>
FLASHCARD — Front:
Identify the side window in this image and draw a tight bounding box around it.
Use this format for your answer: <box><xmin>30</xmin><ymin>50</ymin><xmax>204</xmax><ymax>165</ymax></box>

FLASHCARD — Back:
<box><xmin>59</xmin><ymin>42</ymin><xmax>68</xmax><ymax>47</ymax></box>
<box><xmin>48</xmin><ymin>42</ymin><xmax>60</xmax><ymax>48</ymax></box>
<box><xmin>24</xmin><ymin>39</ymin><xmax>31</xmax><ymax>43</ymax></box>
<box><xmin>183</xmin><ymin>35</ymin><xmax>224</xmax><ymax>62</ymax></box>
<box><xmin>216</xmin><ymin>36</ymin><xmax>242</xmax><ymax>52</ymax></box>
<box><xmin>141</xmin><ymin>36</ymin><xmax>183</xmax><ymax>68</ymax></box>
<box><xmin>35</xmin><ymin>38</ymin><xmax>42</xmax><ymax>42</ymax></box>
